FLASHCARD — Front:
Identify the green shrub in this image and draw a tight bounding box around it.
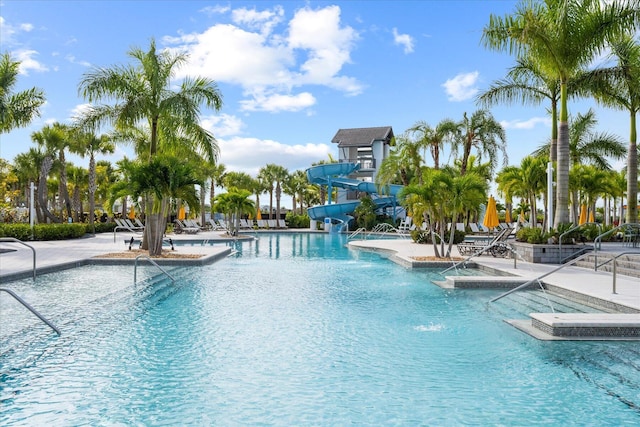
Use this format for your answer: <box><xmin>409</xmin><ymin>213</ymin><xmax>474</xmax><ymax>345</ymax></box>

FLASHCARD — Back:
<box><xmin>0</xmin><ymin>223</ymin><xmax>33</xmax><ymax>240</ymax></box>
<box><xmin>516</xmin><ymin>227</ymin><xmax>549</xmax><ymax>244</ymax></box>
<box><xmin>90</xmin><ymin>222</ymin><xmax>117</xmax><ymax>233</ymax></box>
<box><xmin>285</xmin><ymin>213</ymin><xmax>310</xmax><ymax>229</ymax></box>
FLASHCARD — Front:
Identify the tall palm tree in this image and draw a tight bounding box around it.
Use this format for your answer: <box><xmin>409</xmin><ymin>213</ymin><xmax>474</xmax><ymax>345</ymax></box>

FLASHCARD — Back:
<box><xmin>531</xmin><ymin>109</ymin><xmax>626</xmax><ymax>221</ymax></box>
<box><xmin>271</xmin><ymin>165</ymin><xmax>289</xmax><ymax>227</ymax></box>
<box><xmin>450</xmin><ymin>110</ymin><xmax>507</xmax><ymax>176</ymax></box>
<box><xmin>209</xmin><ymin>163</ymin><xmax>227</xmax><ymax>218</ymax></box>
<box><xmin>443</xmin><ymin>172</ymin><xmax>487</xmax><ymax>257</ymax></box>
<box><xmin>77</xmin><ymin>39</ymin><xmax>223</xmax><ymax>255</ymax></box>
<box><xmin>584</xmin><ymin>35</ymin><xmax>640</xmax><ymax>223</ymax></box>
<box><xmin>477</xmin><ymin>56</ymin><xmax>563</xmax><ymax>163</ymax></box>
<box><xmin>496</xmin><ymin>156</ymin><xmax>547</xmax><ymax>228</ymax></box>
<box><xmin>0</xmin><ymin>53</ymin><xmax>45</xmax><ymax>133</ymax></box>
<box><xmin>409</xmin><ymin>118</ymin><xmax>457</xmax><ymax>170</ymax></box>
<box><xmin>482</xmin><ymin>0</ymin><xmax>640</xmax><ymax>226</ymax></box>
<box><xmin>72</xmin><ymin>130</ymin><xmax>115</xmax><ymax>233</ymax></box>
<box><xmin>31</xmin><ymin>124</ymin><xmax>66</xmax><ymax>223</ymax></box>
<box><xmin>12</xmin><ymin>148</ymin><xmax>43</xmax><ymax>215</ymax></box>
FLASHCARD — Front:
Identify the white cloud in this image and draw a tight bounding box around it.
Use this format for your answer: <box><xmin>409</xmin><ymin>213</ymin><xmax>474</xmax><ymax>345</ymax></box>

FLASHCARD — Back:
<box><xmin>167</xmin><ymin>4</ymin><xmax>362</xmax><ymax>112</ymax></box>
<box><xmin>500</xmin><ymin>117</ymin><xmax>551</xmax><ymax>130</ymax></box>
<box><xmin>69</xmin><ymin>103</ymin><xmax>93</xmax><ymax>121</ymax></box>
<box><xmin>14</xmin><ymin>50</ymin><xmax>49</xmax><ymax>75</ymax></box>
<box><xmin>65</xmin><ymin>54</ymin><xmax>91</xmax><ymax>67</ymax></box>
<box><xmin>442</xmin><ymin>71</ymin><xmax>479</xmax><ymax>102</ymax></box>
<box><xmin>231</xmin><ymin>6</ymin><xmax>284</xmax><ymax>35</ymax></box>
<box><xmin>200</xmin><ymin>113</ymin><xmax>245</xmax><ymax>137</ymax></box>
<box><xmin>240</xmin><ymin>92</ymin><xmax>316</xmax><ymax>112</ymax></box>
<box><xmin>392</xmin><ymin>28</ymin><xmax>414</xmax><ymax>54</ymax></box>
<box><xmin>200</xmin><ymin>5</ymin><xmax>230</xmax><ymax>16</ymax></box>
<box><xmin>218</xmin><ymin>136</ymin><xmax>331</xmax><ymax>176</ymax></box>
<box><xmin>0</xmin><ymin>16</ymin><xmax>32</xmax><ymax>46</ymax></box>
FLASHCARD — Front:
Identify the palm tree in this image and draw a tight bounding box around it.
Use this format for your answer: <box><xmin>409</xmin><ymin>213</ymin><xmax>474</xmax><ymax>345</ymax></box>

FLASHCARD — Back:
<box><xmin>450</xmin><ymin>110</ymin><xmax>507</xmax><ymax>176</ymax></box>
<box><xmin>271</xmin><ymin>165</ymin><xmax>289</xmax><ymax>227</ymax></box>
<box><xmin>584</xmin><ymin>35</ymin><xmax>640</xmax><ymax>224</ymax></box>
<box><xmin>531</xmin><ymin>109</ymin><xmax>626</xmax><ymax>221</ymax></box>
<box><xmin>67</xmin><ymin>164</ymin><xmax>88</xmax><ymax>222</ymax></box>
<box><xmin>571</xmin><ymin>164</ymin><xmax>612</xmax><ymax>222</ymax></box>
<box><xmin>78</xmin><ymin>39</ymin><xmax>223</xmax><ymax>255</ymax></box>
<box><xmin>209</xmin><ymin>163</ymin><xmax>227</xmax><ymax>218</ymax></box>
<box><xmin>477</xmin><ymin>56</ymin><xmax>564</xmax><ymax>163</ymax></box>
<box><xmin>214</xmin><ymin>188</ymin><xmax>255</xmax><ymax>235</ymax></box>
<box><xmin>408</xmin><ymin>118</ymin><xmax>457</xmax><ymax>170</ymax></box>
<box><xmin>496</xmin><ymin>156</ymin><xmax>547</xmax><ymax>228</ymax></box>
<box><xmin>482</xmin><ymin>0</ymin><xmax>640</xmax><ymax>226</ymax></box>
<box><xmin>443</xmin><ymin>173</ymin><xmax>487</xmax><ymax>256</ymax></box>
<box><xmin>0</xmin><ymin>53</ymin><xmax>45</xmax><ymax>133</ymax></box>
<box><xmin>31</xmin><ymin>124</ymin><xmax>66</xmax><ymax>223</ymax></box>
<box><xmin>72</xmin><ymin>130</ymin><xmax>115</xmax><ymax>233</ymax></box>
<box><xmin>112</xmin><ymin>155</ymin><xmax>202</xmax><ymax>254</ymax></box>
<box><xmin>12</xmin><ymin>148</ymin><xmax>43</xmax><ymax>215</ymax></box>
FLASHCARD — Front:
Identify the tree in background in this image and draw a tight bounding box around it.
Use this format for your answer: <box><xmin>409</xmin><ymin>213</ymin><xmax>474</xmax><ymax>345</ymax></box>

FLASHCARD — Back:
<box><xmin>0</xmin><ymin>53</ymin><xmax>45</xmax><ymax>133</ymax></box>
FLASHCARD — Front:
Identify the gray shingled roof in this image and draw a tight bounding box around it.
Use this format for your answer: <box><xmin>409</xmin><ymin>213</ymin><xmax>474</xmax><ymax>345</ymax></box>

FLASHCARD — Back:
<box><xmin>331</xmin><ymin>126</ymin><xmax>394</xmax><ymax>147</ymax></box>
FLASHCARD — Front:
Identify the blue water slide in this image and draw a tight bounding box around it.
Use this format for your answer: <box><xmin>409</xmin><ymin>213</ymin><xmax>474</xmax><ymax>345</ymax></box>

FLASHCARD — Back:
<box><xmin>305</xmin><ymin>163</ymin><xmax>403</xmax><ymax>221</ymax></box>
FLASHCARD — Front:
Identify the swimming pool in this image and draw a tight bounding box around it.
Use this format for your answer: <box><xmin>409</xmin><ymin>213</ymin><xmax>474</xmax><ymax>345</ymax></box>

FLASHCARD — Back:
<box><xmin>1</xmin><ymin>233</ymin><xmax>639</xmax><ymax>425</ymax></box>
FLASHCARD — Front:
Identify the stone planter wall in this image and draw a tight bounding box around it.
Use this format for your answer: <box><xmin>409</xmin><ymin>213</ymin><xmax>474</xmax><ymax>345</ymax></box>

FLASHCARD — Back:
<box><xmin>509</xmin><ymin>242</ymin><xmax>591</xmax><ymax>264</ymax></box>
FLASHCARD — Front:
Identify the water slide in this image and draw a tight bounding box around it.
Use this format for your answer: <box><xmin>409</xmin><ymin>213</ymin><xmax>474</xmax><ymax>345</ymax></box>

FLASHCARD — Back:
<box><xmin>305</xmin><ymin>163</ymin><xmax>404</xmax><ymax>224</ymax></box>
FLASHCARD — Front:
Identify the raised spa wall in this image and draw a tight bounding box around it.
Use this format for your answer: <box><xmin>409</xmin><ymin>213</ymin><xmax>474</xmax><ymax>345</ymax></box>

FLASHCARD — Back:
<box><xmin>509</xmin><ymin>242</ymin><xmax>590</xmax><ymax>264</ymax></box>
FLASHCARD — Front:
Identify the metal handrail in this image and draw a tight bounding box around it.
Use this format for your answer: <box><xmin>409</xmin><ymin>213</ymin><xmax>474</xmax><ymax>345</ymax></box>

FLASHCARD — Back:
<box><xmin>440</xmin><ymin>241</ymin><xmax>514</xmax><ymax>275</ymax></box>
<box><xmin>559</xmin><ymin>246</ymin><xmax>592</xmax><ymax>265</ymax></box>
<box><xmin>134</xmin><ymin>255</ymin><xmax>176</xmax><ymax>284</ymax></box>
<box><xmin>348</xmin><ymin>227</ymin><xmax>367</xmax><ymax>240</ymax></box>
<box><xmin>369</xmin><ymin>223</ymin><xmax>405</xmax><ymax>238</ymax></box>
<box><xmin>0</xmin><ymin>287</ymin><xmax>61</xmax><ymax>335</ymax></box>
<box><xmin>0</xmin><ymin>237</ymin><xmax>36</xmax><ymax>281</ymax></box>
<box><xmin>593</xmin><ymin>223</ymin><xmax>640</xmax><ymax>269</ymax></box>
<box><xmin>490</xmin><ymin>252</ymin><xmax>593</xmax><ymax>303</ymax></box>
<box><xmin>591</xmin><ymin>251</ymin><xmax>640</xmax><ymax>294</ymax></box>
<box><xmin>558</xmin><ymin>221</ymin><xmax>601</xmax><ymax>258</ymax></box>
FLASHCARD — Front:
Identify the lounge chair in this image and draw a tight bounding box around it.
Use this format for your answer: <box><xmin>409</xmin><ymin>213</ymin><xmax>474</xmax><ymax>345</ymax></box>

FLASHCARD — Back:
<box><xmin>257</xmin><ymin>219</ymin><xmax>268</xmax><ymax>229</ymax></box>
<box><xmin>207</xmin><ymin>219</ymin><xmax>225</xmax><ymax>231</ymax></box>
<box><xmin>174</xmin><ymin>219</ymin><xmax>199</xmax><ymax>234</ymax></box>
<box><xmin>456</xmin><ymin>227</ymin><xmax>513</xmax><ymax>257</ymax></box>
<box><xmin>469</xmin><ymin>223</ymin><xmax>481</xmax><ymax>234</ymax></box>
<box><xmin>267</xmin><ymin>219</ymin><xmax>277</xmax><ymax>228</ymax></box>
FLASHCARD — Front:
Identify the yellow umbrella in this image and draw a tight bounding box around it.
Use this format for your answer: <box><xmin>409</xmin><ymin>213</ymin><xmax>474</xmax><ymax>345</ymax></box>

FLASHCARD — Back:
<box><xmin>256</xmin><ymin>209</ymin><xmax>262</xmax><ymax>220</ymax></box>
<box><xmin>519</xmin><ymin>209</ymin><xmax>525</xmax><ymax>224</ymax></box>
<box><xmin>178</xmin><ymin>206</ymin><xmax>186</xmax><ymax>220</ymax></box>
<box><xmin>505</xmin><ymin>209</ymin><xmax>511</xmax><ymax>224</ymax></box>
<box><xmin>483</xmin><ymin>196</ymin><xmax>500</xmax><ymax>230</ymax></box>
<box><xmin>128</xmin><ymin>206</ymin><xmax>136</xmax><ymax>220</ymax></box>
<box><xmin>588</xmin><ymin>210</ymin><xmax>595</xmax><ymax>223</ymax></box>
<box><xmin>578</xmin><ymin>204</ymin><xmax>587</xmax><ymax>225</ymax></box>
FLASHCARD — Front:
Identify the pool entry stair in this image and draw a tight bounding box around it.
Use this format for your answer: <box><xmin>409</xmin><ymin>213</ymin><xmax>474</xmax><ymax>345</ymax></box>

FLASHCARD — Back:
<box><xmin>434</xmin><ymin>251</ymin><xmax>640</xmax><ymax>340</ymax></box>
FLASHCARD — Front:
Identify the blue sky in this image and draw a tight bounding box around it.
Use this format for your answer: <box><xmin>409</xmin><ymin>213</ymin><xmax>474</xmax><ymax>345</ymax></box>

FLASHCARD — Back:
<box><xmin>0</xmin><ymin>1</ymin><xmax>629</xmax><ymax>205</ymax></box>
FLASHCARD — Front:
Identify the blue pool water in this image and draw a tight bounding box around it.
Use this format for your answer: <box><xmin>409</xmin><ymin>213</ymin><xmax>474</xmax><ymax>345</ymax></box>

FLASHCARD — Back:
<box><xmin>1</xmin><ymin>233</ymin><xmax>639</xmax><ymax>425</ymax></box>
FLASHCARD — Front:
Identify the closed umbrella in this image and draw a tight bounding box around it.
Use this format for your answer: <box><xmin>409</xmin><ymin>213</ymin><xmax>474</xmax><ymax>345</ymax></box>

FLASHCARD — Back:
<box><xmin>505</xmin><ymin>209</ymin><xmax>511</xmax><ymax>224</ymax></box>
<box><xmin>256</xmin><ymin>209</ymin><xmax>262</xmax><ymax>220</ymax></box>
<box><xmin>578</xmin><ymin>204</ymin><xmax>587</xmax><ymax>225</ymax></box>
<box><xmin>588</xmin><ymin>209</ymin><xmax>595</xmax><ymax>223</ymax></box>
<box><xmin>483</xmin><ymin>196</ymin><xmax>499</xmax><ymax>231</ymax></box>
<box><xmin>518</xmin><ymin>209</ymin><xmax>525</xmax><ymax>224</ymax></box>
<box><xmin>128</xmin><ymin>206</ymin><xmax>136</xmax><ymax>220</ymax></box>
<box><xmin>178</xmin><ymin>206</ymin><xmax>186</xmax><ymax>220</ymax></box>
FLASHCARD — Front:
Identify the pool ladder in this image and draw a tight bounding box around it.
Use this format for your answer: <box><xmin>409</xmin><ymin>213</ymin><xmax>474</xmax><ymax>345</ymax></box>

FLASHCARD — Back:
<box><xmin>0</xmin><ymin>287</ymin><xmax>61</xmax><ymax>335</ymax></box>
<box><xmin>0</xmin><ymin>237</ymin><xmax>36</xmax><ymax>281</ymax></box>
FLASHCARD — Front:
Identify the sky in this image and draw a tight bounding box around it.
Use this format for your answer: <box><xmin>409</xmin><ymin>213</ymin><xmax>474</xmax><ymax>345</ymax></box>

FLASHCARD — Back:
<box><xmin>0</xmin><ymin>0</ymin><xmax>631</xmax><ymax>208</ymax></box>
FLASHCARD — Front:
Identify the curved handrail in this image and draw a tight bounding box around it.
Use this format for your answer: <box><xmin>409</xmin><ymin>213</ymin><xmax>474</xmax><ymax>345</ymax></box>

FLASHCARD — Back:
<box><xmin>0</xmin><ymin>237</ymin><xmax>36</xmax><ymax>281</ymax></box>
<box><xmin>558</xmin><ymin>222</ymin><xmax>601</xmax><ymax>258</ymax></box>
<box><xmin>134</xmin><ymin>255</ymin><xmax>176</xmax><ymax>284</ymax></box>
<box><xmin>113</xmin><ymin>225</ymin><xmax>143</xmax><ymax>242</ymax></box>
<box><xmin>490</xmin><ymin>252</ymin><xmax>593</xmax><ymax>303</ymax></box>
<box><xmin>593</xmin><ymin>251</ymin><xmax>640</xmax><ymax>294</ymax></box>
<box><xmin>593</xmin><ymin>223</ymin><xmax>640</xmax><ymax>252</ymax></box>
<box><xmin>348</xmin><ymin>227</ymin><xmax>366</xmax><ymax>240</ymax></box>
<box><xmin>0</xmin><ymin>287</ymin><xmax>61</xmax><ymax>335</ymax></box>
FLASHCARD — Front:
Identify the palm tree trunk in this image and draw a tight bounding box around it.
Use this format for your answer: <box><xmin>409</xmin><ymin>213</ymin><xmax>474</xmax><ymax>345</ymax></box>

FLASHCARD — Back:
<box><xmin>88</xmin><ymin>155</ymin><xmax>97</xmax><ymax>233</ymax></box>
<box><xmin>626</xmin><ymin>113</ymin><xmax>637</xmax><ymax>224</ymax></box>
<box><xmin>554</xmin><ymin>121</ymin><xmax>570</xmax><ymax>226</ymax></box>
<box><xmin>38</xmin><ymin>156</ymin><xmax>61</xmax><ymax>223</ymax></box>
<box><xmin>275</xmin><ymin>183</ymin><xmax>282</xmax><ymax>227</ymax></box>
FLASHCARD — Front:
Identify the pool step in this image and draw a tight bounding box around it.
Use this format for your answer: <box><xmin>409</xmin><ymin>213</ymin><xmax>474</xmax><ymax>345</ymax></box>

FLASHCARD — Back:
<box><xmin>509</xmin><ymin>313</ymin><xmax>640</xmax><ymax>340</ymax></box>
<box><xmin>433</xmin><ymin>276</ymin><xmax>529</xmax><ymax>289</ymax></box>
<box><xmin>573</xmin><ymin>254</ymin><xmax>640</xmax><ymax>279</ymax></box>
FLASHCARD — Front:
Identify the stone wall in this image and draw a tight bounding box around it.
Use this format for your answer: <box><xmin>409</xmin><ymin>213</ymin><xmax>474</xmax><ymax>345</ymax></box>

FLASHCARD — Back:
<box><xmin>510</xmin><ymin>242</ymin><xmax>591</xmax><ymax>264</ymax></box>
